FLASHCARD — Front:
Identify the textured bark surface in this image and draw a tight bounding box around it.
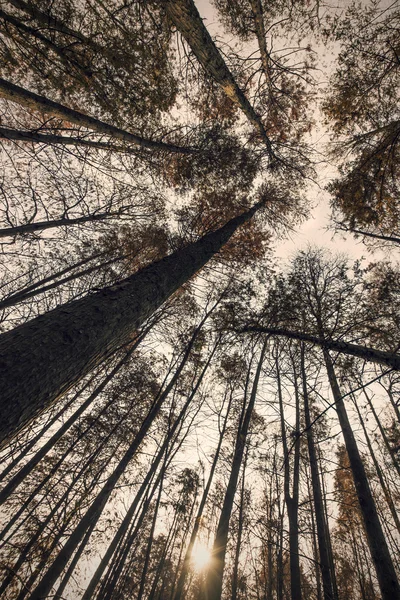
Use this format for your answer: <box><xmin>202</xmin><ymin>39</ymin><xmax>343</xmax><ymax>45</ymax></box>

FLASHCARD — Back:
<box><xmin>325</xmin><ymin>352</ymin><xmax>400</xmax><ymax>600</ymax></box>
<box><xmin>0</xmin><ymin>79</ymin><xmax>193</xmax><ymax>154</ymax></box>
<box><xmin>249</xmin><ymin>0</ymin><xmax>271</xmax><ymax>80</ymax></box>
<box><xmin>0</xmin><ymin>201</ymin><xmax>263</xmax><ymax>447</ymax></box>
<box><xmin>164</xmin><ymin>0</ymin><xmax>274</xmax><ymax>156</ymax></box>
<box><xmin>243</xmin><ymin>325</ymin><xmax>400</xmax><ymax>370</ymax></box>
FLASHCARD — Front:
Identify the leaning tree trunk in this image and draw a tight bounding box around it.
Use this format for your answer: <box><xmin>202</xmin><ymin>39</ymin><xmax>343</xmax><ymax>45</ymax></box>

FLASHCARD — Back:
<box><xmin>324</xmin><ymin>351</ymin><xmax>400</xmax><ymax>600</ymax></box>
<box><xmin>0</xmin><ymin>211</ymin><xmax>127</xmax><ymax>240</ymax></box>
<box><xmin>0</xmin><ymin>78</ymin><xmax>193</xmax><ymax>154</ymax></box>
<box><xmin>0</xmin><ymin>199</ymin><xmax>264</xmax><ymax>447</ymax></box>
<box><xmin>202</xmin><ymin>340</ymin><xmax>267</xmax><ymax>600</ymax></box>
<box><xmin>163</xmin><ymin>0</ymin><xmax>274</xmax><ymax>157</ymax></box>
<box><xmin>82</xmin><ymin>336</ymin><xmax>219</xmax><ymax>600</ymax></box>
<box><xmin>243</xmin><ymin>325</ymin><xmax>400</xmax><ymax>371</ymax></box>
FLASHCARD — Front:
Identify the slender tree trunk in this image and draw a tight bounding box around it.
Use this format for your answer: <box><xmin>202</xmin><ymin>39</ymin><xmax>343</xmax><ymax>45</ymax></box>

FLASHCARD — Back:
<box><xmin>337</xmin><ymin>224</ymin><xmax>400</xmax><ymax>245</ymax></box>
<box><xmin>0</xmin><ymin>78</ymin><xmax>193</xmax><ymax>154</ymax></box>
<box><xmin>202</xmin><ymin>340</ymin><xmax>267</xmax><ymax>600</ymax></box>
<box><xmin>231</xmin><ymin>446</ymin><xmax>248</xmax><ymax>600</ymax></box>
<box><xmin>0</xmin><ymin>199</ymin><xmax>264</xmax><ymax>447</ymax></box>
<box><xmin>0</xmin><ymin>211</ymin><xmax>127</xmax><ymax>239</ymax></box>
<box><xmin>324</xmin><ymin>351</ymin><xmax>400</xmax><ymax>600</ymax></box>
<box><xmin>0</xmin><ymin>252</ymin><xmax>131</xmax><ymax>310</ymax></box>
<box><xmin>243</xmin><ymin>325</ymin><xmax>400</xmax><ymax>371</ymax></box>
<box><xmin>277</xmin><ymin>354</ymin><xmax>302</xmax><ymax>600</ymax></box>
<box><xmin>137</xmin><ymin>453</ymin><xmax>168</xmax><ymax>600</ymax></box>
<box><xmin>81</xmin><ymin>336</ymin><xmax>219</xmax><ymax>599</ymax></box>
<box><xmin>249</xmin><ymin>0</ymin><xmax>271</xmax><ymax>82</ymax></box>
<box><xmin>353</xmin><ymin>395</ymin><xmax>400</xmax><ymax>535</ymax></box>
<box><xmin>0</xmin><ymin>126</ymin><xmax>152</xmax><ymax>154</ymax></box>
<box><xmin>173</xmin><ymin>385</ymin><xmax>234</xmax><ymax>600</ymax></box>
<box><xmin>300</xmin><ymin>345</ymin><xmax>337</xmax><ymax>600</ymax></box>
<box><xmin>361</xmin><ymin>386</ymin><xmax>400</xmax><ymax>478</ymax></box>
<box><xmin>163</xmin><ymin>0</ymin><xmax>274</xmax><ymax>157</ymax></box>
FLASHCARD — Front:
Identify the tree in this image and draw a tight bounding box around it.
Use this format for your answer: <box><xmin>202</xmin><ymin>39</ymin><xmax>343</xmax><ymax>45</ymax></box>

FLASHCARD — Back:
<box><xmin>0</xmin><ymin>198</ymin><xmax>265</xmax><ymax>447</ymax></box>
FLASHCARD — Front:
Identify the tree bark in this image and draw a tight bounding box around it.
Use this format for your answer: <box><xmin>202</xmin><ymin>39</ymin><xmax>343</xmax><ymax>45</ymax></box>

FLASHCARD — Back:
<box><xmin>163</xmin><ymin>0</ymin><xmax>274</xmax><ymax>157</ymax></box>
<box><xmin>0</xmin><ymin>78</ymin><xmax>193</xmax><ymax>154</ymax></box>
<box><xmin>324</xmin><ymin>351</ymin><xmax>400</xmax><ymax>600</ymax></box>
<box><xmin>242</xmin><ymin>325</ymin><xmax>400</xmax><ymax>371</ymax></box>
<box><xmin>0</xmin><ymin>199</ymin><xmax>264</xmax><ymax>447</ymax></box>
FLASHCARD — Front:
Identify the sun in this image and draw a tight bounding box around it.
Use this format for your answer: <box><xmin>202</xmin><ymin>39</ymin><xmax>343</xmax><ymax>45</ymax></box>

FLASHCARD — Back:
<box><xmin>191</xmin><ymin>544</ymin><xmax>211</xmax><ymax>571</ymax></box>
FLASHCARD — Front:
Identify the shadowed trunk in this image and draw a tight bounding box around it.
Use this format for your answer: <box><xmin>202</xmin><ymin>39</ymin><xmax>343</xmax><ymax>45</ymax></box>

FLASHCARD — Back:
<box><xmin>164</xmin><ymin>0</ymin><xmax>274</xmax><ymax>156</ymax></box>
<box><xmin>300</xmin><ymin>345</ymin><xmax>337</xmax><ymax>600</ymax></box>
<box><xmin>324</xmin><ymin>351</ymin><xmax>400</xmax><ymax>600</ymax></box>
<box><xmin>242</xmin><ymin>325</ymin><xmax>400</xmax><ymax>370</ymax></box>
<box><xmin>0</xmin><ymin>78</ymin><xmax>193</xmax><ymax>154</ymax></box>
<box><xmin>0</xmin><ymin>199</ymin><xmax>264</xmax><ymax>447</ymax></box>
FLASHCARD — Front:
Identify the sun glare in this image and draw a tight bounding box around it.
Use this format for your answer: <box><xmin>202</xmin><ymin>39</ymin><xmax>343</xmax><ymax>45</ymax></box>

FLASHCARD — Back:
<box><xmin>191</xmin><ymin>544</ymin><xmax>211</xmax><ymax>571</ymax></box>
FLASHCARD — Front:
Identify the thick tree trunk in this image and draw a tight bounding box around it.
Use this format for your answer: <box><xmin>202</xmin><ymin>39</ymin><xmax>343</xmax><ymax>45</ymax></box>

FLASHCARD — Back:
<box><xmin>0</xmin><ymin>337</ymin><xmax>143</xmax><ymax>505</ymax></box>
<box><xmin>202</xmin><ymin>340</ymin><xmax>267</xmax><ymax>600</ymax></box>
<box><xmin>0</xmin><ymin>200</ymin><xmax>264</xmax><ymax>447</ymax></box>
<box><xmin>300</xmin><ymin>345</ymin><xmax>337</xmax><ymax>600</ymax></box>
<box><xmin>163</xmin><ymin>0</ymin><xmax>274</xmax><ymax>156</ymax></box>
<box><xmin>173</xmin><ymin>386</ymin><xmax>233</xmax><ymax>600</ymax></box>
<box><xmin>324</xmin><ymin>351</ymin><xmax>400</xmax><ymax>600</ymax></box>
<box><xmin>0</xmin><ymin>78</ymin><xmax>193</xmax><ymax>154</ymax></box>
<box><xmin>242</xmin><ymin>325</ymin><xmax>400</xmax><ymax>371</ymax></box>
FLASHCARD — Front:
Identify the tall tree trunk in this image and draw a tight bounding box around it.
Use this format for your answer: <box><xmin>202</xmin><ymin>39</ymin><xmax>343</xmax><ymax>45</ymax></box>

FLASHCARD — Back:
<box><xmin>0</xmin><ymin>199</ymin><xmax>264</xmax><ymax>447</ymax></box>
<box><xmin>243</xmin><ymin>325</ymin><xmax>400</xmax><ymax>371</ymax></box>
<box><xmin>231</xmin><ymin>446</ymin><xmax>248</xmax><ymax>600</ymax></box>
<box><xmin>277</xmin><ymin>353</ymin><xmax>302</xmax><ymax>600</ymax></box>
<box><xmin>324</xmin><ymin>351</ymin><xmax>400</xmax><ymax>600</ymax></box>
<box><xmin>163</xmin><ymin>0</ymin><xmax>274</xmax><ymax>157</ymax></box>
<box><xmin>202</xmin><ymin>340</ymin><xmax>267</xmax><ymax>600</ymax></box>
<box><xmin>173</xmin><ymin>385</ymin><xmax>234</xmax><ymax>600</ymax></box>
<box><xmin>300</xmin><ymin>345</ymin><xmax>337</xmax><ymax>600</ymax></box>
<box><xmin>0</xmin><ymin>78</ymin><xmax>193</xmax><ymax>154</ymax></box>
<box><xmin>353</xmin><ymin>394</ymin><xmax>400</xmax><ymax>535</ymax></box>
